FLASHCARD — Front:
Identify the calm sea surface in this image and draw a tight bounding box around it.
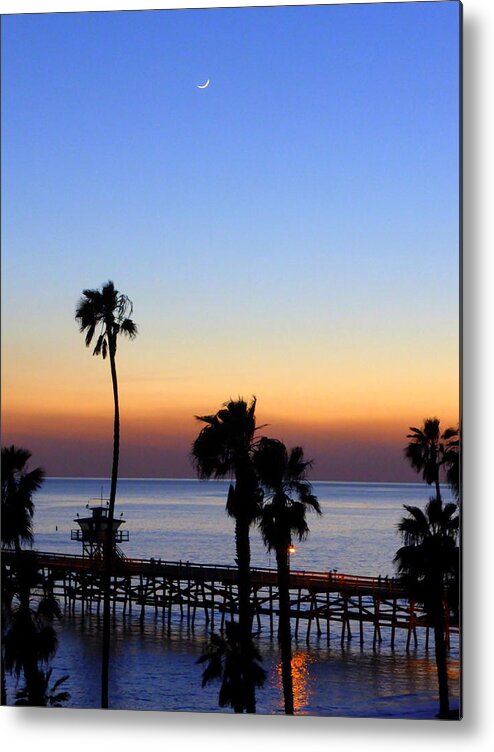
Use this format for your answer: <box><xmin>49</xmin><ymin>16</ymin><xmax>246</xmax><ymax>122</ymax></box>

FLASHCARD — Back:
<box><xmin>7</xmin><ymin>478</ymin><xmax>460</xmax><ymax>717</ymax></box>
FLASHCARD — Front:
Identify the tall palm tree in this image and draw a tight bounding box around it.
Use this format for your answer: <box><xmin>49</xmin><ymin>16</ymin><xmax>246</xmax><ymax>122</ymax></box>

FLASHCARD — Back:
<box><xmin>75</xmin><ymin>280</ymin><xmax>137</xmax><ymax>708</ymax></box>
<box><xmin>1</xmin><ymin>445</ymin><xmax>45</xmax><ymax>705</ymax></box>
<box><xmin>1</xmin><ymin>446</ymin><xmax>45</xmax><ymax>554</ymax></box>
<box><xmin>394</xmin><ymin>497</ymin><xmax>459</xmax><ymax>719</ymax></box>
<box><xmin>404</xmin><ymin>419</ymin><xmax>459</xmax><ymax>502</ymax></box>
<box><xmin>197</xmin><ymin>621</ymin><xmax>266</xmax><ymax>713</ymax></box>
<box><xmin>253</xmin><ymin>438</ymin><xmax>321</xmax><ymax>715</ymax></box>
<box><xmin>192</xmin><ymin>397</ymin><xmax>262</xmax><ymax>713</ymax></box>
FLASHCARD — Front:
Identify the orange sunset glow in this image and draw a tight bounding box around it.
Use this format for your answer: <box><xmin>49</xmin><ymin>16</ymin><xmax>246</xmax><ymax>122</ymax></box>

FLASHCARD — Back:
<box><xmin>2</xmin><ymin>303</ymin><xmax>459</xmax><ymax>479</ymax></box>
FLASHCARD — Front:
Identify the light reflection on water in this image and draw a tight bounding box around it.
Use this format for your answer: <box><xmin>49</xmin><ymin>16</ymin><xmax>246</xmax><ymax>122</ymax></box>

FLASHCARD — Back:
<box><xmin>10</xmin><ymin>478</ymin><xmax>461</xmax><ymax>717</ymax></box>
<box><xmin>4</xmin><ymin>607</ymin><xmax>460</xmax><ymax>718</ymax></box>
<box><xmin>290</xmin><ymin>652</ymin><xmax>312</xmax><ymax>713</ymax></box>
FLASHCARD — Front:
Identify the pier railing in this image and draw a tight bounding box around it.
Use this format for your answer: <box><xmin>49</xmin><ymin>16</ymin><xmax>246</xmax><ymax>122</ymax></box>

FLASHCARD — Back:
<box><xmin>2</xmin><ymin>549</ymin><xmax>403</xmax><ymax>592</ymax></box>
<box><xmin>1</xmin><ymin>549</ymin><xmax>458</xmax><ymax>650</ymax></box>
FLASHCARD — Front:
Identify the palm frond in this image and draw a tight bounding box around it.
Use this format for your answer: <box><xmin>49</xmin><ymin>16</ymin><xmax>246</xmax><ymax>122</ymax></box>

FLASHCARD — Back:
<box><xmin>1</xmin><ymin>446</ymin><xmax>44</xmax><ymax>549</ymax></box>
<box><xmin>120</xmin><ymin>318</ymin><xmax>138</xmax><ymax>338</ymax></box>
<box><xmin>404</xmin><ymin>418</ymin><xmax>449</xmax><ymax>488</ymax></box>
<box><xmin>75</xmin><ymin>282</ymin><xmax>137</xmax><ymax>358</ymax></box>
<box><xmin>197</xmin><ymin>621</ymin><xmax>266</xmax><ymax>712</ymax></box>
<box><xmin>442</xmin><ymin>426</ymin><xmax>459</xmax><ymax>441</ymax></box>
<box><xmin>254</xmin><ymin>438</ymin><xmax>320</xmax><ymax>551</ymax></box>
<box><xmin>394</xmin><ymin>495</ymin><xmax>460</xmax><ymax>611</ymax></box>
<box><xmin>83</xmin><ymin>322</ymin><xmax>96</xmax><ymax>347</ymax></box>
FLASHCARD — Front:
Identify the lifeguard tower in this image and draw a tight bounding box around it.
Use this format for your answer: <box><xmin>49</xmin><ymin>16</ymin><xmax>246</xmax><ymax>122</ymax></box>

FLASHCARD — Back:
<box><xmin>71</xmin><ymin>498</ymin><xmax>129</xmax><ymax>561</ymax></box>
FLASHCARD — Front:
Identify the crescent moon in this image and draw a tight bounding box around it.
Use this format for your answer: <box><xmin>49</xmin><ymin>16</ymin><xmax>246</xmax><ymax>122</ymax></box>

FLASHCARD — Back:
<box><xmin>197</xmin><ymin>79</ymin><xmax>210</xmax><ymax>89</ymax></box>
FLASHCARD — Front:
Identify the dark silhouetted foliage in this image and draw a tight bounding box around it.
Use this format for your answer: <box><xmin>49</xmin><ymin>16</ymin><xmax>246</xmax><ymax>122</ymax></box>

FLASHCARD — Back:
<box><xmin>1</xmin><ymin>446</ymin><xmax>45</xmax><ymax>552</ymax></box>
<box><xmin>197</xmin><ymin>621</ymin><xmax>266</xmax><ymax>713</ymax></box>
<box><xmin>394</xmin><ymin>497</ymin><xmax>459</xmax><ymax>719</ymax></box>
<box><xmin>404</xmin><ymin>419</ymin><xmax>459</xmax><ymax>502</ymax></box>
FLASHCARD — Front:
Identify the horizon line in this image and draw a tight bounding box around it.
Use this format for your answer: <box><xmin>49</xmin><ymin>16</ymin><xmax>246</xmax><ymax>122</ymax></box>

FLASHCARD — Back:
<box><xmin>44</xmin><ymin>475</ymin><xmax>429</xmax><ymax>487</ymax></box>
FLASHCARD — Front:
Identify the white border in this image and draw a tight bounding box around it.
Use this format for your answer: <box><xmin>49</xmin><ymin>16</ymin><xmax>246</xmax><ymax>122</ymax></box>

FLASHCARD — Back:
<box><xmin>1</xmin><ymin>1</ymin><xmax>493</xmax><ymax>750</ymax></box>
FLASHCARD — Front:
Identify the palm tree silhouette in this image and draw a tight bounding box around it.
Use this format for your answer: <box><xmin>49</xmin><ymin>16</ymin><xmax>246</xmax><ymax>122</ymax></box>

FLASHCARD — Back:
<box><xmin>1</xmin><ymin>445</ymin><xmax>45</xmax><ymax>705</ymax></box>
<box><xmin>1</xmin><ymin>446</ymin><xmax>45</xmax><ymax>554</ymax></box>
<box><xmin>394</xmin><ymin>497</ymin><xmax>459</xmax><ymax>719</ymax></box>
<box><xmin>253</xmin><ymin>438</ymin><xmax>321</xmax><ymax>715</ymax></box>
<box><xmin>3</xmin><ymin>551</ymin><xmax>64</xmax><ymax>706</ymax></box>
<box><xmin>75</xmin><ymin>280</ymin><xmax>137</xmax><ymax>708</ymax></box>
<box><xmin>192</xmin><ymin>397</ymin><xmax>262</xmax><ymax>713</ymax></box>
<box><xmin>404</xmin><ymin>419</ymin><xmax>459</xmax><ymax>502</ymax></box>
<box><xmin>197</xmin><ymin>621</ymin><xmax>266</xmax><ymax>713</ymax></box>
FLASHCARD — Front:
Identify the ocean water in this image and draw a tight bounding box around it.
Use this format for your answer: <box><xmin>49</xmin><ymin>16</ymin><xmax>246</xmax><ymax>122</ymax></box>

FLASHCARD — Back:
<box><xmin>32</xmin><ymin>478</ymin><xmax>455</xmax><ymax>575</ymax></box>
<box><xmin>6</xmin><ymin>478</ymin><xmax>460</xmax><ymax>717</ymax></box>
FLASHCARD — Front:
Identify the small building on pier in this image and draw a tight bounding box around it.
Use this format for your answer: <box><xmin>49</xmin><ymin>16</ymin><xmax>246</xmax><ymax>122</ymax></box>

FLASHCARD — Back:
<box><xmin>71</xmin><ymin>501</ymin><xmax>129</xmax><ymax>560</ymax></box>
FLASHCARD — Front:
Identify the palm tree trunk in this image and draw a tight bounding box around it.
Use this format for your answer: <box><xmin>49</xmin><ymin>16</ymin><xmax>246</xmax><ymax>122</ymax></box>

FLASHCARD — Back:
<box><xmin>432</xmin><ymin>602</ymin><xmax>450</xmax><ymax>718</ymax></box>
<box><xmin>22</xmin><ymin>650</ymin><xmax>42</xmax><ymax>707</ymax></box>
<box><xmin>234</xmin><ymin>514</ymin><xmax>256</xmax><ymax>713</ymax></box>
<box><xmin>435</xmin><ymin>474</ymin><xmax>442</xmax><ymax>503</ymax></box>
<box><xmin>101</xmin><ymin>340</ymin><xmax>120</xmax><ymax>709</ymax></box>
<box><xmin>276</xmin><ymin>544</ymin><xmax>294</xmax><ymax>715</ymax></box>
<box><xmin>16</xmin><ymin>578</ymin><xmax>40</xmax><ymax>707</ymax></box>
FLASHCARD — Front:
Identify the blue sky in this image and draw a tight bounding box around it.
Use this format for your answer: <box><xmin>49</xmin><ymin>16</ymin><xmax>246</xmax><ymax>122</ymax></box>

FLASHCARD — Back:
<box><xmin>1</xmin><ymin>2</ymin><xmax>460</xmax><ymax>479</ymax></box>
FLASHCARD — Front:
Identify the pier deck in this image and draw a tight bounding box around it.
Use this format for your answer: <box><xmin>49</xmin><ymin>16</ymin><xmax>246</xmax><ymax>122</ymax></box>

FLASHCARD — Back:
<box><xmin>2</xmin><ymin>549</ymin><xmax>458</xmax><ymax>650</ymax></box>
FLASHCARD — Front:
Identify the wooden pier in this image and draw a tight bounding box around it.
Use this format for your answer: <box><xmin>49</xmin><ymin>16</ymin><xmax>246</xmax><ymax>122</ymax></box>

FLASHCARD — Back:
<box><xmin>2</xmin><ymin>549</ymin><xmax>458</xmax><ymax>651</ymax></box>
